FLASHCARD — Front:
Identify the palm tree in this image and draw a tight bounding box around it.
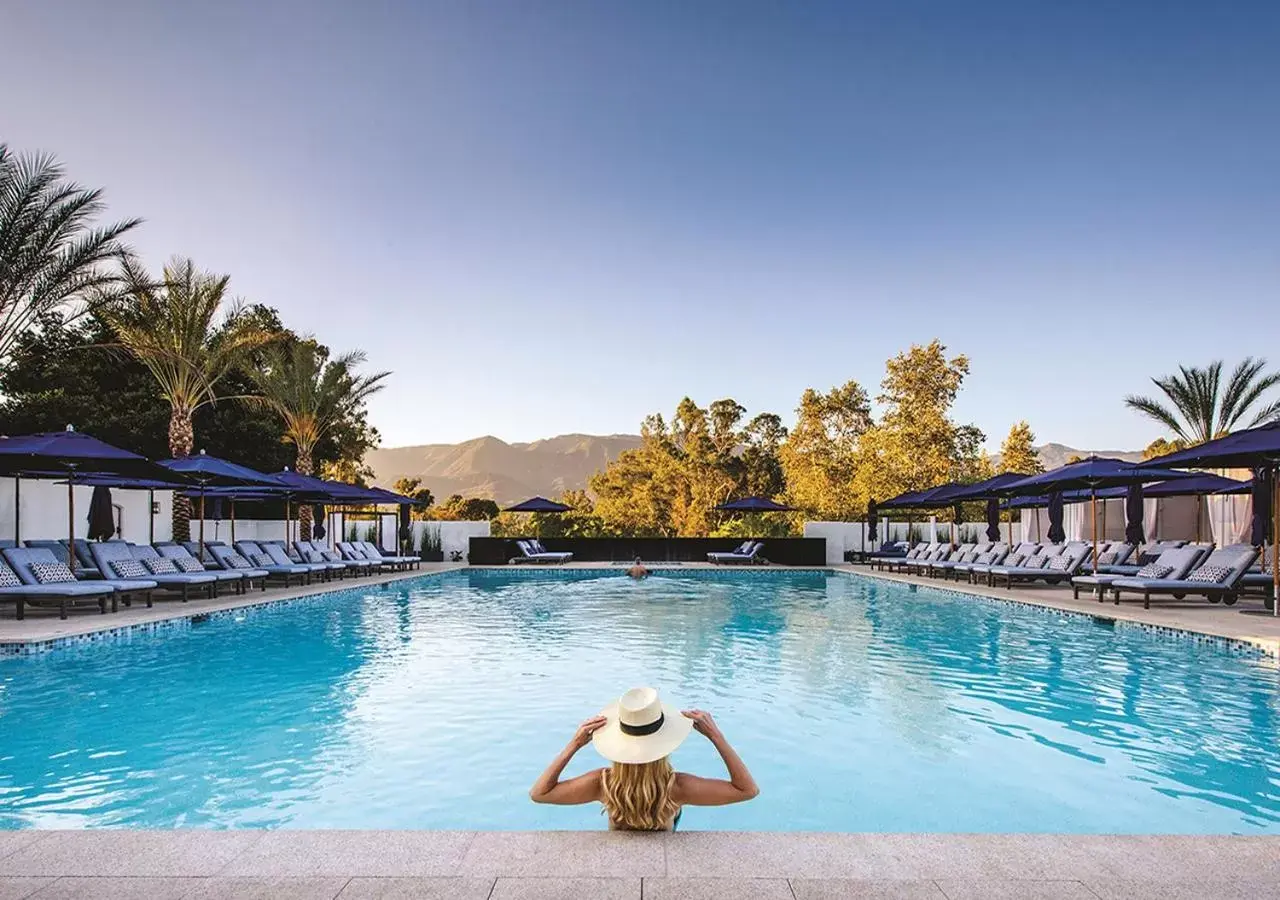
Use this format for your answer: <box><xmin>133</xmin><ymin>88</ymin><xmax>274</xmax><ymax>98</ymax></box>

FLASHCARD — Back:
<box><xmin>0</xmin><ymin>143</ymin><xmax>140</xmax><ymax>363</ymax></box>
<box><xmin>1125</xmin><ymin>358</ymin><xmax>1280</xmax><ymax>446</ymax></box>
<box><xmin>252</xmin><ymin>340</ymin><xmax>390</xmax><ymax>537</ymax></box>
<box><xmin>102</xmin><ymin>256</ymin><xmax>275</xmax><ymax>540</ymax></box>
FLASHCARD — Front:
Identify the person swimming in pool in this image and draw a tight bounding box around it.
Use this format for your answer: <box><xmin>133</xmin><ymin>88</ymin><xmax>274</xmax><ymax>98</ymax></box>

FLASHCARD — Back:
<box><xmin>627</xmin><ymin>557</ymin><xmax>649</xmax><ymax>579</ymax></box>
<box><xmin>529</xmin><ymin>687</ymin><xmax>759</xmax><ymax>831</ymax></box>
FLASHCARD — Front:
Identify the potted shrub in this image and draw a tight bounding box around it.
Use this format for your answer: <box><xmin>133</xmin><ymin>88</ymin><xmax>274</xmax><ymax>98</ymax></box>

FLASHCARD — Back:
<box><xmin>419</xmin><ymin>525</ymin><xmax>444</xmax><ymax>562</ymax></box>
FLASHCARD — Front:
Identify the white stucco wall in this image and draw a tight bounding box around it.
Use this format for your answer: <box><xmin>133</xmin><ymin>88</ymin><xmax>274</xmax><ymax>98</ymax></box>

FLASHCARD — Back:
<box><xmin>1</xmin><ymin>478</ymin><xmax>173</xmax><ymax>545</ymax></box>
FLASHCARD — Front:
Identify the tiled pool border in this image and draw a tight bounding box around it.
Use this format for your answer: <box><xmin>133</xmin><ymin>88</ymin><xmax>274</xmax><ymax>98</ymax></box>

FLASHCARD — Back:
<box><xmin>2</xmin><ymin>564</ymin><xmax>1276</xmax><ymax>661</ymax></box>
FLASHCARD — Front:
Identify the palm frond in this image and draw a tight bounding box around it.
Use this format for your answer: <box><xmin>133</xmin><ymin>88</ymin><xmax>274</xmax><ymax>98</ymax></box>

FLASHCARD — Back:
<box><xmin>1124</xmin><ymin>393</ymin><xmax>1188</xmax><ymax>442</ymax></box>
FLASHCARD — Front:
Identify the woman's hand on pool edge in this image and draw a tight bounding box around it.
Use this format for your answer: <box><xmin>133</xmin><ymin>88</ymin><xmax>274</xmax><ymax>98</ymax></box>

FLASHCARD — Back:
<box><xmin>570</xmin><ymin>715</ymin><xmax>608</xmax><ymax>750</ymax></box>
<box><xmin>682</xmin><ymin>709</ymin><xmax>724</xmax><ymax>742</ymax></box>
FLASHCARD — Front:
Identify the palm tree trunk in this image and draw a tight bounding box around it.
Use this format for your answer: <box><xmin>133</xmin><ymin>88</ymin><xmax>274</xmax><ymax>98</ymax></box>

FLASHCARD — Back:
<box><xmin>169</xmin><ymin>409</ymin><xmax>195</xmax><ymax>542</ymax></box>
<box><xmin>296</xmin><ymin>447</ymin><xmax>314</xmax><ymax>540</ymax></box>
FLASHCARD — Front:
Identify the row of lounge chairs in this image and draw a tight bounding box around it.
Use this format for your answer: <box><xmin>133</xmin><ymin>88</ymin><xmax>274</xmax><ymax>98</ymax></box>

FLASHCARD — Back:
<box><xmin>860</xmin><ymin>537</ymin><xmax>1267</xmax><ymax>609</ymax></box>
<box><xmin>707</xmin><ymin>541</ymin><xmax>765</xmax><ymax>565</ymax></box>
<box><xmin>511</xmin><ymin>540</ymin><xmax>574</xmax><ymax>564</ymax></box>
<box><xmin>0</xmin><ymin>537</ymin><xmax>420</xmax><ymax>620</ymax></box>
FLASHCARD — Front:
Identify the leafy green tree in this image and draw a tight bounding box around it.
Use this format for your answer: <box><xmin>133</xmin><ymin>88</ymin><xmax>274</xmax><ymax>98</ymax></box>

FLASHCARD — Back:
<box><xmin>779</xmin><ymin>381</ymin><xmax>870</xmax><ymax>520</ymax></box>
<box><xmin>101</xmin><ymin>257</ymin><xmax>275</xmax><ymax>540</ymax></box>
<box><xmin>999</xmin><ymin>421</ymin><xmax>1043</xmax><ymax>474</ymax></box>
<box><xmin>0</xmin><ymin>143</ymin><xmax>140</xmax><ymax>365</ymax></box>
<box><xmin>252</xmin><ymin>339</ymin><xmax>390</xmax><ymax>537</ymax></box>
<box><xmin>1125</xmin><ymin>358</ymin><xmax>1280</xmax><ymax>445</ymax></box>
<box><xmin>855</xmin><ymin>340</ymin><xmax>975</xmax><ymax>503</ymax></box>
<box><xmin>1141</xmin><ymin>437</ymin><xmax>1185</xmax><ymax>460</ymax></box>
<box><xmin>392</xmin><ymin>477</ymin><xmax>435</xmax><ymax>519</ymax></box>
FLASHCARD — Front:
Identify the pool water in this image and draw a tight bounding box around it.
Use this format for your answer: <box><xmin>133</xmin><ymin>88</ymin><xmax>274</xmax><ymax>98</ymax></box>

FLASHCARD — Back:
<box><xmin>1</xmin><ymin>570</ymin><xmax>1278</xmax><ymax>832</ymax></box>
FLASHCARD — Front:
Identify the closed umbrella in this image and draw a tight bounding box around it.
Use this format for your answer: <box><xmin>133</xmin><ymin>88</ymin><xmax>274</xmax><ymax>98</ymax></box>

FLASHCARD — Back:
<box><xmin>985</xmin><ymin>498</ymin><xmax>1001</xmax><ymax>542</ymax></box>
<box><xmin>1046</xmin><ymin>492</ymin><xmax>1066</xmax><ymax>543</ymax></box>
<box><xmin>1125</xmin><ymin>484</ymin><xmax>1146</xmax><ymax>546</ymax></box>
<box><xmin>1252</xmin><ymin>469</ymin><xmax>1272</xmax><ymax>549</ymax></box>
<box><xmin>312</xmin><ymin>504</ymin><xmax>327</xmax><ymax>540</ymax></box>
<box><xmin>87</xmin><ymin>486</ymin><xmax>116</xmax><ymax>541</ymax></box>
<box><xmin>866</xmin><ymin>499</ymin><xmax>878</xmax><ymax>550</ymax></box>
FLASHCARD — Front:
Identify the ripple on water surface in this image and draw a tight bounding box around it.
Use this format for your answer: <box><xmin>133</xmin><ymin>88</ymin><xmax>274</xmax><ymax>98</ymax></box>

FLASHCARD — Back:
<box><xmin>0</xmin><ymin>570</ymin><xmax>1278</xmax><ymax>832</ymax></box>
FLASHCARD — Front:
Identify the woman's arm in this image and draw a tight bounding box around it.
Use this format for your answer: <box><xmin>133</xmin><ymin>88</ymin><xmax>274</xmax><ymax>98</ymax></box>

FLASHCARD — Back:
<box><xmin>673</xmin><ymin>710</ymin><xmax>760</xmax><ymax>806</ymax></box>
<box><xmin>529</xmin><ymin>716</ymin><xmax>607</xmax><ymax>805</ymax></box>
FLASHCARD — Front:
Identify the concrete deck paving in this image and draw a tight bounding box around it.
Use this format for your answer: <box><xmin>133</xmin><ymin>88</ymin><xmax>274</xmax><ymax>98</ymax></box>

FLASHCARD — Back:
<box><xmin>1</xmin><ymin>831</ymin><xmax>1278</xmax><ymax>898</ymax></box>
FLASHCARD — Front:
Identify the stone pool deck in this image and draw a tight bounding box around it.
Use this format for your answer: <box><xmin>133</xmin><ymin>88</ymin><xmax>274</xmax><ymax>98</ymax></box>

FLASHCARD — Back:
<box><xmin>0</xmin><ymin>831</ymin><xmax>1278</xmax><ymax>898</ymax></box>
<box><xmin>838</xmin><ymin>564</ymin><xmax>1280</xmax><ymax>657</ymax></box>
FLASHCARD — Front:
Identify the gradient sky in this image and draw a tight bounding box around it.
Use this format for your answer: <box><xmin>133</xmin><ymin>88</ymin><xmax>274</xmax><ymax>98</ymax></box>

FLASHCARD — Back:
<box><xmin>4</xmin><ymin>1</ymin><xmax>1278</xmax><ymax>451</ymax></box>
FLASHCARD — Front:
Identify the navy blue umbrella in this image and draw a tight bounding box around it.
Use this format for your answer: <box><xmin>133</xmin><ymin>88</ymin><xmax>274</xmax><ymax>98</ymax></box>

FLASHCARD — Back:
<box><xmin>161</xmin><ymin>451</ymin><xmax>285</xmax><ymax>554</ymax></box>
<box><xmin>0</xmin><ymin>427</ymin><xmax>176</xmax><ymax>570</ymax></box>
<box><xmin>866</xmin><ymin>499</ymin><xmax>878</xmax><ymax>545</ymax></box>
<box><xmin>1125</xmin><ymin>484</ymin><xmax>1145</xmax><ymax>546</ymax></box>
<box><xmin>1046</xmin><ymin>491</ymin><xmax>1066</xmax><ymax>543</ymax></box>
<box><xmin>504</xmin><ymin>496</ymin><xmax>572</xmax><ymax>513</ymax></box>
<box><xmin>713</xmin><ymin>496</ymin><xmax>796</xmax><ymax>512</ymax></box>
<box><xmin>1251</xmin><ymin>469</ymin><xmax>1272</xmax><ymax>548</ymax></box>
<box><xmin>87</xmin><ymin>485</ymin><xmax>116</xmax><ymax>541</ymax></box>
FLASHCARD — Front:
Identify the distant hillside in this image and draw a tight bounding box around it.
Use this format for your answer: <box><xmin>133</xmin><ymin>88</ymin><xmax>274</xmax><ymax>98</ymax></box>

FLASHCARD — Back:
<box><xmin>365</xmin><ymin>433</ymin><xmax>642</xmax><ymax>506</ymax></box>
<box><xmin>996</xmin><ymin>442</ymin><xmax>1144</xmax><ymax>471</ymax></box>
<box><xmin>367</xmin><ymin>435</ymin><xmax>1143</xmax><ymax>506</ymax></box>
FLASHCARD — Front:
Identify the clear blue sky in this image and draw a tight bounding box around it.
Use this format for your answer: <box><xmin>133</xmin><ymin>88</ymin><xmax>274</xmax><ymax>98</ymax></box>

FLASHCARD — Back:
<box><xmin>5</xmin><ymin>1</ymin><xmax>1278</xmax><ymax>451</ymax></box>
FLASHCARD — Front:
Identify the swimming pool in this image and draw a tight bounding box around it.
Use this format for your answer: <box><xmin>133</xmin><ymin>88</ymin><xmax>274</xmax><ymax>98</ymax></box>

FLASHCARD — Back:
<box><xmin>1</xmin><ymin>569</ymin><xmax>1277</xmax><ymax>832</ymax></box>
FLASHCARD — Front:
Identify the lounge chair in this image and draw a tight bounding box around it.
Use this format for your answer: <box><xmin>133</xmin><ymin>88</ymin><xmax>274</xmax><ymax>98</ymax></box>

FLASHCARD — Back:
<box><xmin>954</xmin><ymin>542</ymin><xmax>1020</xmax><ymax>582</ymax></box>
<box><xmin>179</xmin><ymin>540</ymin><xmax>227</xmax><ymax>569</ymax></box>
<box><xmin>23</xmin><ymin>538</ymin><xmax>103</xmax><ymax>579</ymax></box>
<box><xmin>871</xmin><ymin>542</ymin><xmax>926</xmax><ymax>571</ymax></box>
<box><xmin>930</xmin><ymin>542</ymin><xmax>993</xmax><ymax>580</ymax></box>
<box><xmin>337</xmin><ymin>541</ymin><xmax>398</xmax><ymax>572</ymax></box>
<box><xmin>88</xmin><ymin>540</ymin><xmax>215</xmax><ymax>602</ymax></box>
<box><xmin>707</xmin><ymin>541</ymin><xmax>763</xmax><ymax>565</ymax></box>
<box><xmin>296</xmin><ymin>540</ymin><xmax>367</xmax><ymax>577</ymax></box>
<box><xmin>915</xmin><ymin>543</ymin><xmax>976</xmax><ymax>577</ymax></box>
<box><xmin>848</xmin><ymin>541</ymin><xmax>909</xmax><ymax>564</ymax></box>
<box><xmin>157</xmin><ymin>543</ymin><xmax>266</xmax><ymax>592</ymax></box>
<box><xmin>0</xmin><ymin>550</ymin><xmax>118</xmax><ymax>620</ymax></box>
<box><xmin>1098</xmin><ymin>540</ymin><xmax>1190</xmax><ymax>576</ymax></box>
<box><xmin>883</xmin><ymin>543</ymin><xmax>946</xmax><ymax>574</ymax></box>
<box><xmin>138</xmin><ymin>544</ymin><xmax>246</xmax><ymax>595</ymax></box>
<box><xmin>238</xmin><ymin>541</ymin><xmax>326</xmax><ymax>582</ymax></box>
<box><xmin>210</xmin><ymin>543</ymin><xmax>305</xmax><ymax>588</ymax></box>
<box><xmin>357</xmin><ymin>540</ymin><xmax>420</xmax><ymax>570</ymax></box>
<box><xmin>266</xmin><ymin>540</ymin><xmax>346</xmax><ymax>580</ymax></box>
<box><xmin>988</xmin><ymin>541</ymin><xmax>1090</xmax><ymax>589</ymax></box>
<box><xmin>1085</xmin><ymin>541</ymin><xmax>1135</xmax><ymax>574</ymax></box>
<box><xmin>11</xmin><ymin>545</ymin><xmax>157</xmax><ymax>611</ymax></box>
<box><xmin>1108</xmin><ymin>544</ymin><xmax>1259</xmax><ymax>609</ymax></box>
<box><xmin>1072</xmin><ymin>544</ymin><xmax>1201</xmax><ymax>601</ymax></box>
<box><xmin>508</xmin><ymin>539</ymin><xmax>575</xmax><ymax>565</ymax></box>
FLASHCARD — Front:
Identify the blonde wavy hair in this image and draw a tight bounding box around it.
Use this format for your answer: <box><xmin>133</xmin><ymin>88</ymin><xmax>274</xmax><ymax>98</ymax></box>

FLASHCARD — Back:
<box><xmin>600</xmin><ymin>757</ymin><xmax>679</xmax><ymax>831</ymax></box>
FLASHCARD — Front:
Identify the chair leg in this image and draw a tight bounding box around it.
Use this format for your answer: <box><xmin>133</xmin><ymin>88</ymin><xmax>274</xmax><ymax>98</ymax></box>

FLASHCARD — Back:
<box><xmin>16</xmin><ymin>598</ymin><xmax>24</xmax><ymax>621</ymax></box>
<box><xmin>145</xmin><ymin>590</ymin><xmax>153</xmax><ymax>609</ymax></box>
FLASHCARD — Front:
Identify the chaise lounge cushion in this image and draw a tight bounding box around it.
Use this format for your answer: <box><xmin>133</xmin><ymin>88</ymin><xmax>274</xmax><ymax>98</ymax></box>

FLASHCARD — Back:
<box><xmin>110</xmin><ymin>559</ymin><xmax>150</xmax><ymax>579</ymax></box>
<box><xmin>142</xmin><ymin>557</ymin><xmax>180</xmax><ymax>575</ymax></box>
<box><xmin>31</xmin><ymin>561</ymin><xmax>77</xmax><ymax>584</ymax></box>
<box><xmin>173</xmin><ymin>556</ymin><xmax>206</xmax><ymax>573</ymax></box>
<box><xmin>0</xmin><ymin>563</ymin><xmax>20</xmax><ymax>588</ymax></box>
<box><xmin>1046</xmin><ymin>555</ymin><xmax>1074</xmax><ymax>572</ymax></box>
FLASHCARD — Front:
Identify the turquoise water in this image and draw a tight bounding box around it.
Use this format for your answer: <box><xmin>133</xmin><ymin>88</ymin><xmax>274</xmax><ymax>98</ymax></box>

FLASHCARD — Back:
<box><xmin>1</xmin><ymin>570</ymin><xmax>1278</xmax><ymax>832</ymax></box>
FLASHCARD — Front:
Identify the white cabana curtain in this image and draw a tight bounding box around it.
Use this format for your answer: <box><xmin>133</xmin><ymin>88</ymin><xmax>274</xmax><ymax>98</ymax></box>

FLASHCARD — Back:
<box><xmin>1143</xmin><ymin>498</ymin><xmax>1159</xmax><ymax>543</ymax></box>
<box><xmin>1206</xmin><ymin>494</ymin><xmax>1251</xmax><ymax>547</ymax></box>
<box><xmin>1063</xmin><ymin>502</ymin><xmax>1088</xmax><ymax>542</ymax></box>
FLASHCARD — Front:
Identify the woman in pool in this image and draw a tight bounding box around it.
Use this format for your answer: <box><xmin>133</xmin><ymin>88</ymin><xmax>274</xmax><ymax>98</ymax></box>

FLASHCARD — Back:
<box><xmin>529</xmin><ymin>687</ymin><xmax>759</xmax><ymax>831</ymax></box>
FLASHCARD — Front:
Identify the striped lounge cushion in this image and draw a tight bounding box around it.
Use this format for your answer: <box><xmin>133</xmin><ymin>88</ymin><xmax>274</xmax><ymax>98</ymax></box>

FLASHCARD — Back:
<box><xmin>32</xmin><ymin>561</ymin><xmax>78</xmax><ymax>584</ymax></box>
<box><xmin>110</xmin><ymin>559</ymin><xmax>149</xmax><ymax>579</ymax></box>
<box><xmin>1186</xmin><ymin>565</ymin><xmax>1233</xmax><ymax>584</ymax></box>
<box><xmin>142</xmin><ymin>557</ymin><xmax>179</xmax><ymax>575</ymax></box>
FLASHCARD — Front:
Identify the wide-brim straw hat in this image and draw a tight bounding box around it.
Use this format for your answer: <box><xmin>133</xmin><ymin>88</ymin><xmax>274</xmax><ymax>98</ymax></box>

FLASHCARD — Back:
<box><xmin>592</xmin><ymin>686</ymin><xmax>694</xmax><ymax>764</ymax></box>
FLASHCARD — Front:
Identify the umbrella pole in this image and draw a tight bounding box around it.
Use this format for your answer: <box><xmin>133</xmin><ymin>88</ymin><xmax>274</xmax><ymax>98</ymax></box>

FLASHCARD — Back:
<box><xmin>67</xmin><ymin>472</ymin><xmax>76</xmax><ymax>572</ymax></box>
<box><xmin>149</xmin><ymin>490</ymin><xmax>155</xmax><ymax>545</ymax></box>
<box><xmin>1272</xmin><ymin>466</ymin><xmax>1278</xmax><ymax>617</ymax></box>
<box><xmin>199</xmin><ymin>489</ymin><xmax>207</xmax><ymax>561</ymax></box>
<box><xmin>1091</xmin><ymin>489</ymin><xmax>1099</xmax><ymax>583</ymax></box>
<box><xmin>286</xmin><ymin>499</ymin><xmax>291</xmax><ymax>546</ymax></box>
<box><xmin>13</xmin><ymin>476</ymin><xmax>20</xmax><ymax>544</ymax></box>
<box><xmin>231</xmin><ymin>499</ymin><xmax>237</xmax><ymax>544</ymax></box>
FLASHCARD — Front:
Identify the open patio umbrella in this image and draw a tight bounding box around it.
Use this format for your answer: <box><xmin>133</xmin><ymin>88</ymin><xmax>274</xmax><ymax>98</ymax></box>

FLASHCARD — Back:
<box><xmin>160</xmin><ymin>451</ymin><xmax>284</xmax><ymax>558</ymax></box>
<box><xmin>504</xmin><ymin>496</ymin><xmax>572</xmax><ymax>513</ymax></box>
<box><xmin>948</xmin><ymin>473</ymin><xmax>1031</xmax><ymax>545</ymax></box>
<box><xmin>1147</xmin><ymin>422</ymin><xmax>1280</xmax><ymax>613</ymax></box>
<box><xmin>0</xmin><ymin>427</ymin><xmax>175</xmax><ymax>571</ymax></box>
<box><xmin>1002</xmin><ymin>456</ymin><xmax>1194</xmax><ymax>591</ymax></box>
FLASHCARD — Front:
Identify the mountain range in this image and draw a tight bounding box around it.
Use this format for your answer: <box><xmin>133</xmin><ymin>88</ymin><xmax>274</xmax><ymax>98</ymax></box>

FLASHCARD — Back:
<box><xmin>366</xmin><ymin>434</ymin><xmax>1142</xmax><ymax>506</ymax></box>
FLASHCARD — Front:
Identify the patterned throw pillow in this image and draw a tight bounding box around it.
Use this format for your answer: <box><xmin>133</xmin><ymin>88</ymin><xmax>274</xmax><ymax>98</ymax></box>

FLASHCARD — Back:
<box><xmin>250</xmin><ymin>553</ymin><xmax>275</xmax><ymax>568</ymax></box>
<box><xmin>110</xmin><ymin>559</ymin><xmax>149</xmax><ymax>579</ymax></box>
<box><xmin>1187</xmin><ymin>564</ymin><xmax>1233</xmax><ymax>584</ymax></box>
<box><xmin>0</xmin><ymin>564</ymin><xmax>22</xmax><ymax>587</ymax></box>
<box><xmin>973</xmin><ymin>552</ymin><xmax>994</xmax><ymax>565</ymax></box>
<box><xmin>173</xmin><ymin>556</ymin><xmax>206</xmax><ymax>573</ymax></box>
<box><xmin>1096</xmin><ymin>551</ymin><xmax>1119</xmax><ymax>566</ymax></box>
<box><xmin>1005</xmin><ymin>554</ymin><xmax>1025</xmax><ymax>568</ymax></box>
<box><xmin>1023</xmin><ymin>555</ymin><xmax>1048</xmax><ymax>569</ymax></box>
<box><xmin>1047</xmin><ymin>555</ymin><xmax>1073</xmax><ymax>572</ymax></box>
<box><xmin>1136</xmin><ymin>563</ymin><xmax>1174</xmax><ymax>579</ymax></box>
<box><xmin>142</xmin><ymin>557</ymin><xmax>179</xmax><ymax>575</ymax></box>
<box><xmin>223</xmin><ymin>554</ymin><xmax>251</xmax><ymax>570</ymax></box>
<box><xmin>31</xmin><ymin>561</ymin><xmax>77</xmax><ymax>584</ymax></box>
